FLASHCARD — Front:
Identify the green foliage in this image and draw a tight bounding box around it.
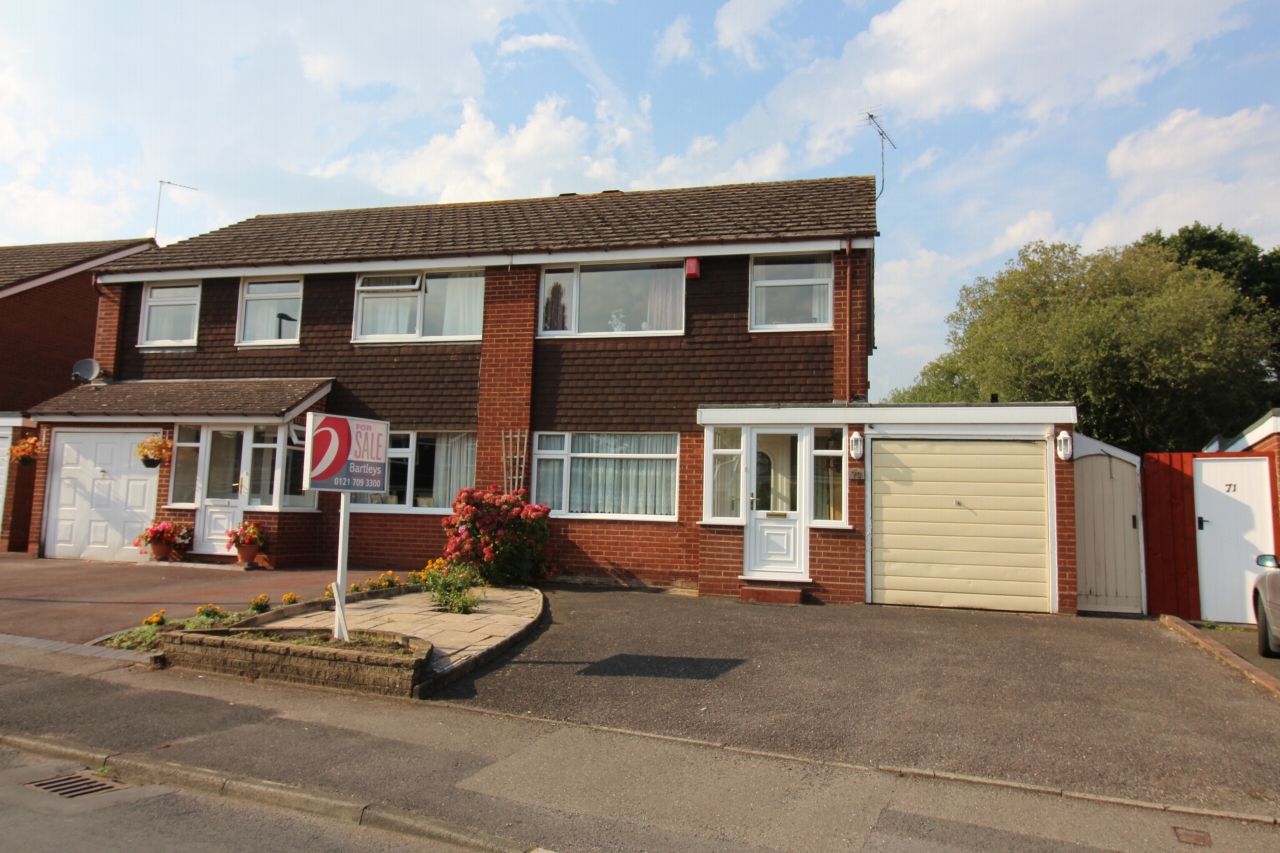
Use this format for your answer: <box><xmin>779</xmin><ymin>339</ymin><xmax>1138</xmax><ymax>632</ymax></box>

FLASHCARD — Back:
<box><xmin>248</xmin><ymin>594</ymin><xmax>270</xmax><ymax>613</ymax></box>
<box><xmin>422</xmin><ymin>565</ymin><xmax>483</xmax><ymax>614</ymax></box>
<box><xmin>1140</xmin><ymin>222</ymin><xmax>1280</xmax><ymax>306</ymax></box>
<box><xmin>887</xmin><ymin>240</ymin><xmax>1277</xmax><ymax>452</ymax></box>
<box><xmin>103</xmin><ymin>623</ymin><xmax>163</xmax><ymax>652</ymax></box>
<box><xmin>443</xmin><ymin>487</ymin><xmax>552</xmax><ymax>586</ymax></box>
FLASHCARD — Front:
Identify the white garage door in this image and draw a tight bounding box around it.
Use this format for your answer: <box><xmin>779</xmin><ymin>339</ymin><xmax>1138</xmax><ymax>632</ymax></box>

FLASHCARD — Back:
<box><xmin>872</xmin><ymin>440</ymin><xmax>1051</xmax><ymax>613</ymax></box>
<box><xmin>46</xmin><ymin>431</ymin><xmax>160</xmax><ymax>563</ymax></box>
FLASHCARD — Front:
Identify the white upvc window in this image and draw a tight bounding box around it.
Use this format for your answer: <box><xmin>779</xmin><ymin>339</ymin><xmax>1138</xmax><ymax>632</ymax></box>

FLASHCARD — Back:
<box><xmin>533</xmin><ymin>432</ymin><xmax>679</xmax><ymax>520</ymax></box>
<box><xmin>139</xmin><ymin>281</ymin><xmax>201</xmax><ymax>346</ymax></box>
<box><xmin>350</xmin><ymin>431</ymin><xmax>476</xmax><ymax>512</ymax></box>
<box><xmin>703</xmin><ymin>427</ymin><xmax>744</xmax><ymax>523</ymax></box>
<box><xmin>811</xmin><ymin>426</ymin><xmax>847</xmax><ymax>525</ymax></box>
<box><xmin>353</xmin><ymin>270</ymin><xmax>484</xmax><ymax>342</ymax></box>
<box><xmin>749</xmin><ymin>253</ymin><xmax>834</xmax><ymax>332</ymax></box>
<box><xmin>238</xmin><ymin>277</ymin><xmax>302</xmax><ymax>345</ymax></box>
<box><xmin>168</xmin><ymin>424</ymin><xmax>202</xmax><ymax>506</ymax></box>
<box><xmin>164</xmin><ymin>424</ymin><xmax>316</xmax><ymax>511</ymax></box>
<box><xmin>539</xmin><ymin>262</ymin><xmax>685</xmax><ymax>337</ymax></box>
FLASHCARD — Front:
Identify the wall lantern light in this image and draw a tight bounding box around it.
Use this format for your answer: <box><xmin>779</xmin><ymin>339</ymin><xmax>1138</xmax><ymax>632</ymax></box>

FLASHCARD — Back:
<box><xmin>1056</xmin><ymin>430</ymin><xmax>1073</xmax><ymax>461</ymax></box>
<box><xmin>849</xmin><ymin>430</ymin><xmax>864</xmax><ymax>460</ymax></box>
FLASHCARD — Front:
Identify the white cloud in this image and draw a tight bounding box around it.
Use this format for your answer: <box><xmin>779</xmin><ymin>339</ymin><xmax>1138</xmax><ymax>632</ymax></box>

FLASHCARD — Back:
<box><xmin>984</xmin><ymin>210</ymin><xmax>1063</xmax><ymax>257</ymax></box>
<box><xmin>0</xmin><ymin>166</ymin><xmax>136</xmax><ymax>244</ymax></box>
<box><xmin>900</xmin><ymin>146</ymin><xmax>940</xmax><ymax>179</ymax></box>
<box><xmin>498</xmin><ymin>33</ymin><xmax>578</xmax><ymax>55</ymax></box>
<box><xmin>362</xmin><ymin>97</ymin><xmax>599</xmax><ymax>202</ymax></box>
<box><xmin>654</xmin><ymin>16</ymin><xmax>693</xmax><ymax>68</ymax></box>
<box><xmin>715</xmin><ymin>0</ymin><xmax>797</xmax><ymax>69</ymax></box>
<box><xmin>1083</xmin><ymin>105</ymin><xmax>1280</xmax><ymax>250</ymax></box>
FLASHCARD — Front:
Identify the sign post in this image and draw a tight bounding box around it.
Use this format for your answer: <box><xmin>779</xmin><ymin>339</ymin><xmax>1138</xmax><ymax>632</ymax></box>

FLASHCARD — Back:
<box><xmin>303</xmin><ymin>413</ymin><xmax>389</xmax><ymax>640</ymax></box>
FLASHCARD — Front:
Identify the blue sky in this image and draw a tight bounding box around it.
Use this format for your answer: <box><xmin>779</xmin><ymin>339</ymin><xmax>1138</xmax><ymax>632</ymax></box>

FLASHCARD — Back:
<box><xmin>1</xmin><ymin>0</ymin><xmax>1277</xmax><ymax>397</ymax></box>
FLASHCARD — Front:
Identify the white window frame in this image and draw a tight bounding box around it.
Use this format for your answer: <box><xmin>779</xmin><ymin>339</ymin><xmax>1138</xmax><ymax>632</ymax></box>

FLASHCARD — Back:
<box><xmin>163</xmin><ymin>424</ymin><xmax>317</xmax><ymax>513</ymax></box>
<box><xmin>532</xmin><ymin>431</ymin><xmax>680</xmax><ymax>522</ymax></box>
<box><xmin>700</xmin><ymin>425</ymin><xmax>848</xmax><ymax>527</ymax></box>
<box><xmin>748</xmin><ymin>253</ymin><xmax>835</xmax><ymax>333</ymax></box>
<box><xmin>537</xmin><ymin>262</ymin><xmax>686</xmax><ymax>339</ymax></box>
<box><xmin>138</xmin><ymin>280</ymin><xmax>201</xmax><ymax>347</ymax></box>
<box><xmin>348</xmin><ymin>430</ymin><xmax>476</xmax><ymax>514</ymax></box>
<box><xmin>236</xmin><ymin>276</ymin><xmax>303</xmax><ymax>347</ymax></box>
<box><xmin>351</xmin><ymin>269</ymin><xmax>485</xmax><ymax>344</ymax></box>
<box><xmin>809</xmin><ymin>425</ymin><xmax>849</xmax><ymax>528</ymax></box>
<box><xmin>166</xmin><ymin>424</ymin><xmax>203</xmax><ymax>508</ymax></box>
<box><xmin>701</xmin><ymin>426</ymin><xmax>745</xmax><ymax>524</ymax></box>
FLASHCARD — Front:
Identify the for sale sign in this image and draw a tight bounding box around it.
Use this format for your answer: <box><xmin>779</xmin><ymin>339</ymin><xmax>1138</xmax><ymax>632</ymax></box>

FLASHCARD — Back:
<box><xmin>303</xmin><ymin>413</ymin><xmax>389</xmax><ymax>493</ymax></box>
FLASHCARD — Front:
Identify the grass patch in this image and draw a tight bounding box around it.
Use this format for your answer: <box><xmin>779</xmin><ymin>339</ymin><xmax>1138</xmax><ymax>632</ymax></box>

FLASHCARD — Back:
<box><xmin>102</xmin><ymin>607</ymin><xmax>254</xmax><ymax>652</ymax></box>
<box><xmin>240</xmin><ymin>632</ymin><xmax>413</xmax><ymax>655</ymax></box>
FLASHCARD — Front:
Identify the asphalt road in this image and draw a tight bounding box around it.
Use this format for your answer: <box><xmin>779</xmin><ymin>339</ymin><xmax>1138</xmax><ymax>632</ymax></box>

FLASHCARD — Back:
<box><xmin>1201</xmin><ymin>623</ymin><xmax>1280</xmax><ymax>679</ymax></box>
<box><xmin>433</xmin><ymin>586</ymin><xmax>1280</xmax><ymax>811</ymax></box>
<box><xmin>0</xmin><ymin>553</ymin><xmax>337</xmax><ymax>643</ymax></box>
<box><xmin>0</xmin><ymin>748</ymin><xmax>465</xmax><ymax>853</ymax></box>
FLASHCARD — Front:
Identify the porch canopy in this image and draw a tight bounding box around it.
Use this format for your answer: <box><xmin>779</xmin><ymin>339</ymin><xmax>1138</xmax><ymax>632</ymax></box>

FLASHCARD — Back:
<box><xmin>27</xmin><ymin>377</ymin><xmax>333</xmax><ymax>424</ymax></box>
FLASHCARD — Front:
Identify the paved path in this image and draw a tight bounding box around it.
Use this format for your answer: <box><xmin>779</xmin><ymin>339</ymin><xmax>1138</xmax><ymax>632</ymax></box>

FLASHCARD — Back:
<box><xmin>0</xmin><ymin>644</ymin><xmax>1275</xmax><ymax>853</ymax></box>
<box><xmin>269</xmin><ymin>587</ymin><xmax>543</xmax><ymax>678</ymax></box>
<box><xmin>0</xmin><ymin>553</ymin><xmax>336</xmax><ymax>643</ymax></box>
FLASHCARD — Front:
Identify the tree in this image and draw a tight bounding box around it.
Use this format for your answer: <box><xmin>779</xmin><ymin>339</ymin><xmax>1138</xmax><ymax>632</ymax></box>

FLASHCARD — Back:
<box><xmin>886</xmin><ymin>240</ymin><xmax>1276</xmax><ymax>453</ymax></box>
<box><xmin>1140</xmin><ymin>222</ymin><xmax>1280</xmax><ymax>305</ymax></box>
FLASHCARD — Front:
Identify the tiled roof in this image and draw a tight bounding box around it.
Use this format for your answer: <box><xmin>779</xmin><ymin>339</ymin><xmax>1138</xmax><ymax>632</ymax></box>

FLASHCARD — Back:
<box><xmin>0</xmin><ymin>238</ymin><xmax>154</xmax><ymax>292</ymax></box>
<box><xmin>103</xmin><ymin>176</ymin><xmax>877</xmax><ymax>275</ymax></box>
<box><xmin>28</xmin><ymin>378</ymin><xmax>333</xmax><ymax>419</ymax></box>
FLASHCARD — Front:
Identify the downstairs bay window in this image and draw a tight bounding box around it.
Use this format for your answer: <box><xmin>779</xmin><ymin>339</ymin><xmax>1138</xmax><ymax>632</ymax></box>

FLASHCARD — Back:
<box><xmin>533</xmin><ymin>432</ymin><xmax>679</xmax><ymax>520</ymax></box>
<box><xmin>349</xmin><ymin>432</ymin><xmax>476</xmax><ymax>512</ymax></box>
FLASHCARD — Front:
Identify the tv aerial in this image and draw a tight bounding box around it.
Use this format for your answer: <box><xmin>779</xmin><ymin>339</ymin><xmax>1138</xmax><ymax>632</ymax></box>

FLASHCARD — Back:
<box><xmin>153</xmin><ymin>180</ymin><xmax>199</xmax><ymax>246</ymax></box>
<box><xmin>861</xmin><ymin>110</ymin><xmax>897</xmax><ymax>201</ymax></box>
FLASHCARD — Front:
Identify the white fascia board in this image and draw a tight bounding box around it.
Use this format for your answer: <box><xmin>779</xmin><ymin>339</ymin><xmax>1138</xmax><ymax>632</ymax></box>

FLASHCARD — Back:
<box><xmin>1074</xmin><ymin>432</ymin><xmax>1141</xmax><ymax>467</ymax></box>
<box><xmin>0</xmin><ymin>242</ymin><xmax>153</xmax><ymax>299</ymax></box>
<box><xmin>697</xmin><ymin>404</ymin><xmax>1077</xmax><ymax>427</ymax></box>
<box><xmin>97</xmin><ymin>238</ymin><xmax>872</xmax><ymax>284</ymax></box>
<box><xmin>0</xmin><ymin>413</ymin><xmax>33</xmax><ymax>428</ymax></box>
<box><xmin>1236</xmin><ymin>413</ymin><xmax>1280</xmax><ymax>451</ymax></box>
<box><xmin>33</xmin><ymin>413</ymin><xmax>298</xmax><ymax>425</ymax></box>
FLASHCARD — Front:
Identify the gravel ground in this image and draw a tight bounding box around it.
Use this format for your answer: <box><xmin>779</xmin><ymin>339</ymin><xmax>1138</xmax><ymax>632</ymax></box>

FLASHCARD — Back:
<box><xmin>433</xmin><ymin>586</ymin><xmax>1280</xmax><ymax>809</ymax></box>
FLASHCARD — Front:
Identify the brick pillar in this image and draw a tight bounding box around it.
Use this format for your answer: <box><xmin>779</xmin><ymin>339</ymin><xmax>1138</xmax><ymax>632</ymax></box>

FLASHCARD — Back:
<box><xmin>26</xmin><ymin>425</ymin><xmax>52</xmax><ymax>556</ymax></box>
<box><xmin>476</xmin><ymin>265</ymin><xmax>539</xmax><ymax>490</ymax></box>
<box><xmin>833</xmin><ymin>250</ymin><xmax>871</xmax><ymax>402</ymax></box>
<box><xmin>1</xmin><ymin>426</ymin><xmax>37</xmax><ymax>552</ymax></box>
<box><xmin>1055</xmin><ymin>425</ymin><xmax>1077</xmax><ymax>615</ymax></box>
<box><xmin>94</xmin><ymin>281</ymin><xmax>125</xmax><ymax>377</ymax></box>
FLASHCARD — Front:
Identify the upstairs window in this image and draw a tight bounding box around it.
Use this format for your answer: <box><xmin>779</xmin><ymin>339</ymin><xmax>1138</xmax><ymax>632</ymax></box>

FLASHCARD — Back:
<box><xmin>139</xmin><ymin>281</ymin><xmax>200</xmax><ymax>346</ymax></box>
<box><xmin>750</xmin><ymin>254</ymin><xmax>833</xmax><ymax>331</ymax></box>
<box><xmin>239</xmin><ymin>278</ymin><xmax>302</xmax><ymax>345</ymax></box>
<box><xmin>354</xmin><ymin>271</ymin><xmax>484</xmax><ymax>342</ymax></box>
<box><xmin>540</xmin><ymin>262</ymin><xmax>684</xmax><ymax>336</ymax></box>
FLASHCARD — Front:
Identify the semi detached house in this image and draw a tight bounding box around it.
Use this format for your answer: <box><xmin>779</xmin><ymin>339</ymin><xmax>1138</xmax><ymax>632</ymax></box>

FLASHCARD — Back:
<box><xmin>21</xmin><ymin>176</ymin><xmax>1081</xmax><ymax>612</ymax></box>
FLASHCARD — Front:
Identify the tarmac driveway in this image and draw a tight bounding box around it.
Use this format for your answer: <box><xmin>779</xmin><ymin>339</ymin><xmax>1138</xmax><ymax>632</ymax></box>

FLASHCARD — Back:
<box><xmin>435</xmin><ymin>586</ymin><xmax>1280</xmax><ymax>815</ymax></box>
<box><xmin>0</xmin><ymin>554</ymin><xmax>336</xmax><ymax>643</ymax></box>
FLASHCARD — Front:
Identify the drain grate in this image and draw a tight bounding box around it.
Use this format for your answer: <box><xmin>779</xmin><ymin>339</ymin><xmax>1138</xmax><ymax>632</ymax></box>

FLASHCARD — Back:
<box><xmin>25</xmin><ymin>772</ymin><xmax>128</xmax><ymax>799</ymax></box>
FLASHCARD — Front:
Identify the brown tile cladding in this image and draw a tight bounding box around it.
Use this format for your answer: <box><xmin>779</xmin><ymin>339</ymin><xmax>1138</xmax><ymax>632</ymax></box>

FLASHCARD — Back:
<box><xmin>103</xmin><ymin>177</ymin><xmax>877</xmax><ymax>274</ymax></box>
<box><xmin>531</xmin><ymin>255</ymin><xmax>835</xmax><ymax>432</ymax></box>
<box><xmin>114</xmin><ymin>274</ymin><xmax>480</xmax><ymax>431</ymax></box>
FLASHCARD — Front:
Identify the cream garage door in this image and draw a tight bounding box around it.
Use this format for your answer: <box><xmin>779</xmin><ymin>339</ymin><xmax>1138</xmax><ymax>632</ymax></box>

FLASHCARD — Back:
<box><xmin>872</xmin><ymin>440</ymin><xmax>1050</xmax><ymax>612</ymax></box>
<box><xmin>46</xmin><ymin>431</ymin><xmax>159</xmax><ymax>562</ymax></box>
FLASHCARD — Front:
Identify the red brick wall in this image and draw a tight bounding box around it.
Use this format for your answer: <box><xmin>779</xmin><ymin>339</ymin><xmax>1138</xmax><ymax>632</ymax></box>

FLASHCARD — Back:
<box><xmin>476</xmin><ymin>265</ymin><xmax>539</xmax><ymax>487</ymax></box>
<box><xmin>0</xmin><ymin>271</ymin><xmax>100</xmax><ymax>411</ymax></box>
<box><xmin>1</xmin><ymin>426</ymin><xmax>37</xmax><ymax>552</ymax></box>
<box><xmin>94</xmin><ymin>282</ymin><xmax>125</xmax><ymax>377</ymax></box>
<box><xmin>1055</xmin><ymin>425</ymin><xmax>1078</xmax><ymax>615</ymax></box>
<box><xmin>345</xmin><ymin>508</ymin><xmax>448</xmax><ymax>572</ymax></box>
<box><xmin>832</xmin><ymin>250</ymin><xmax>871</xmax><ymax>403</ymax></box>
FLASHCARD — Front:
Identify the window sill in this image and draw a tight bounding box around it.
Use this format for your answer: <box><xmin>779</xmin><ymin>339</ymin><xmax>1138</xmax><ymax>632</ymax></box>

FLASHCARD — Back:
<box><xmin>698</xmin><ymin>519</ymin><xmax>744</xmax><ymax>526</ymax></box>
<box><xmin>162</xmin><ymin>504</ymin><xmax>198</xmax><ymax>511</ymax></box>
<box><xmin>236</xmin><ymin>340</ymin><xmax>300</xmax><ymax>349</ymax></box>
<box><xmin>549</xmin><ymin>512</ymin><xmax>678</xmax><ymax>523</ymax></box>
<box><xmin>738</xmin><ymin>573</ymin><xmax>811</xmax><ymax>583</ymax></box>
<box><xmin>809</xmin><ymin>521</ymin><xmax>854</xmax><ymax>530</ymax></box>
<box><xmin>137</xmin><ymin>344</ymin><xmax>197</xmax><ymax>352</ymax></box>
<box><xmin>748</xmin><ymin>325</ymin><xmax>834</xmax><ymax>334</ymax></box>
<box><xmin>351</xmin><ymin>336</ymin><xmax>482</xmax><ymax>346</ymax></box>
<box><xmin>537</xmin><ymin>330</ymin><xmax>685</xmax><ymax>340</ymax></box>
<box><xmin>349</xmin><ymin>505</ymin><xmax>452</xmax><ymax>515</ymax></box>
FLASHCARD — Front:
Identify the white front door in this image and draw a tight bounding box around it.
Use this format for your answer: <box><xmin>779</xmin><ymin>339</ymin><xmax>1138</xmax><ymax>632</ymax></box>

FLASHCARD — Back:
<box><xmin>745</xmin><ymin>429</ymin><xmax>806</xmax><ymax>579</ymax></box>
<box><xmin>1194</xmin><ymin>457</ymin><xmax>1275</xmax><ymax>624</ymax></box>
<box><xmin>196</xmin><ymin>427</ymin><xmax>246</xmax><ymax>553</ymax></box>
<box><xmin>46</xmin><ymin>431</ymin><xmax>159</xmax><ymax>562</ymax></box>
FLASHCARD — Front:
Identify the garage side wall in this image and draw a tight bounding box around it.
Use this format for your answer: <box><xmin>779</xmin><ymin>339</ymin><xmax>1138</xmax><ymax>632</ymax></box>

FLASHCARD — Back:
<box><xmin>1056</xmin><ymin>425</ymin><xmax>1077</xmax><ymax>614</ymax></box>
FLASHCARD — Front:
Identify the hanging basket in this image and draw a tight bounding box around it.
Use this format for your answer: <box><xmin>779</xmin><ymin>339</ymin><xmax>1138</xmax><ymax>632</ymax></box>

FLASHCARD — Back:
<box><xmin>141</xmin><ymin>457</ymin><xmax>162</xmax><ymax>468</ymax></box>
<box><xmin>16</xmin><ymin>456</ymin><xmax>35</xmax><ymax>467</ymax></box>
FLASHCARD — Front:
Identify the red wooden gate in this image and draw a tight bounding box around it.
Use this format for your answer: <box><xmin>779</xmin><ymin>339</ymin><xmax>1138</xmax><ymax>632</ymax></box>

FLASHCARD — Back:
<box><xmin>1141</xmin><ymin>453</ymin><xmax>1199</xmax><ymax>620</ymax></box>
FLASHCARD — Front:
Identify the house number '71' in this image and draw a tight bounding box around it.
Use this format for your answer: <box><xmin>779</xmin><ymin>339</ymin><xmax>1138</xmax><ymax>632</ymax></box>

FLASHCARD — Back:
<box><xmin>1225</xmin><ymin>483</ymin><xmax>1237</xmax><ymax>492</ymax></box>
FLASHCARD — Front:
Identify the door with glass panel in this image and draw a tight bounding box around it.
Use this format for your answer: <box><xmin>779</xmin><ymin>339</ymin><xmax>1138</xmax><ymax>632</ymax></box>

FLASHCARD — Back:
<box><xmin>195</xmin><ymin>426</ymin><xmax>278</xmax><ymax>552</ymax></box>
<box><xmin>746</xmin><ymin>429</ymin><xmax>806</xmax><ymax>578</ymax></box>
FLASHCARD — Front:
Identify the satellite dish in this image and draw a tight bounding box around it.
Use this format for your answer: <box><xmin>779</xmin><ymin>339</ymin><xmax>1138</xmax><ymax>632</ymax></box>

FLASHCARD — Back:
<box><xmin>71</xmin><ymin>358</ymin><xmax>104</xmax><ymax>383</ymax></box>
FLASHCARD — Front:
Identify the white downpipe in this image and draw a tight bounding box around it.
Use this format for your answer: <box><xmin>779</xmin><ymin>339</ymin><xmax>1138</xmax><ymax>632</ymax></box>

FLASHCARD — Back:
<box><xmin>334</xmin><ymin>491</ymin><xmax>351</xmax><ymax>640</ymax></box>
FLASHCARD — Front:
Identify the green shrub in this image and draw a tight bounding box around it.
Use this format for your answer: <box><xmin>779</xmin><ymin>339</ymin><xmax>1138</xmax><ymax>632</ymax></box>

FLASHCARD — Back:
<box><xmin>441</xmin><ymin>486</ymin><xmax>551</xmax><ymax>586</ymax></box>
<box><xmin>422</xmin><ymin>564</ymin><xmax>482</xmax><ymax>614</ymax></box>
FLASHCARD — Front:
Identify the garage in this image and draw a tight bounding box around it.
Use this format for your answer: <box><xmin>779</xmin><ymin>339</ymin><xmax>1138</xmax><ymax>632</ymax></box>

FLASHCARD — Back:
<box><xmin>871</xmin><ymin>439</ymin><xmax>1052</xmax><ymax>612</ymax></box>
<box><xmin>45</xmin><ymin>430</ymin><xmax>160</xmax><ymax>562</ymax></box>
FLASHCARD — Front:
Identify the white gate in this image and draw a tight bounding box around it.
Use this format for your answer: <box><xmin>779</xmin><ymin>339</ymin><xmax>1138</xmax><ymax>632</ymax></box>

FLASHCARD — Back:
<box><xmin>1074</xmin><ymin>437</ymin><xmax>1144</xmax><ymax>614</ymax></box>
<box><xmin>1193</xmin><ymin>456</ymin><xmax>1275</xmax><ymax>624</ymax></box>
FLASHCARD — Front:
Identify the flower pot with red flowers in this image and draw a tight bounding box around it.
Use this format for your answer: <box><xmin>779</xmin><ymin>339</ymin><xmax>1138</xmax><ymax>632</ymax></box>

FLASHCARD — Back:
<box><xmin>9</xmin><ymin>436</ymin><xmax>40</xmax><ymax>468</ymax></box>
<box><xmin>135</xmin><ymin>435</ymin><xmax>173</xmax><ymax>468</ymax></box>
<box><xmin>226</xmin><ymin>521</ymin><xmax>266</xmax><ymax>566</ymax></box>
<box><xmin>133</xmin><ymin>521</ymin><xmax>192</xmax><ymax>562</ymax></box>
